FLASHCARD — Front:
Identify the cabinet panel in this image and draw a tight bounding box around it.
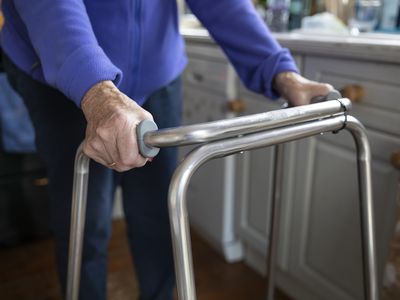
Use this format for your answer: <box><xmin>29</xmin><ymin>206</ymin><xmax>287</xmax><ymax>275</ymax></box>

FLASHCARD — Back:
<box><xmin>283</xmin><ymin>130</ymin><xmax>399</xmax><ymax>300</ymax></box>
<box><xmin>304</xmin><ymin>56</ymin><xmax>400</xmax><ymax>112</ymax></box>
<box><xmin>235</xmin><ymin>95</ymin><xmax>282</xmax><ymax>254</ymax></box>
<box><xmin>180</xmin><ymin>83</ymin><xmax>244</xmax><ymax>260</ymax></box>
<box><xmin>180</xmin><ymin>87</ymin><xmax>228</xmax><ymax>246</ymax></box>
<box><xmin>184</xmin><ymin>57</ymin><xmax>230</xmax><ymax>95</ymax></box>
<box><xmin>303</xmin><ymin>56</ymin><xmax>400</xmax><ymax>135</ymax></box>
<box><xmin>183</xmin><ymin>37</ymin><xmax>400</xmax><ymax>300</ymax></box>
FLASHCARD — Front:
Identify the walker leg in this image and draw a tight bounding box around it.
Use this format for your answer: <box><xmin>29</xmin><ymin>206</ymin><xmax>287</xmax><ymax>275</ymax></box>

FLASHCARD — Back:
<box><xmin>265</xmin><ymin>144</ymin><xmax>285</xmax><ymax>300</ymax></box>
<box><xmin>66</xmin><ymin>146</ymin><xmax>90</xmax><ymax>300</ymax></box>
<box><xmin>346</xmin><ymin>117</ymin><xmax>379</xmax><ymax>300</ymax></box>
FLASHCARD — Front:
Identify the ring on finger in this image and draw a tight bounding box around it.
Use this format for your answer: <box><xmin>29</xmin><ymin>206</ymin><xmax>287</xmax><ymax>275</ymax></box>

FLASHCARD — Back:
<box><xmin>108</xmin><ymin>162</ymin><xmax>117</xmax><ymax>168</ymax></box>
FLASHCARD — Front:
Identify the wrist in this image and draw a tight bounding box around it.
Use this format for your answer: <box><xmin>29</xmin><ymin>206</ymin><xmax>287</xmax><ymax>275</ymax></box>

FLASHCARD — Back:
<box><xmin>81</xmin><ymin>80</ymin><xmax>124</xmax><ymax>120</ymax></box>
<box><xmin>81</xmin><ymin>80</ymin><xmax>116</xmax><ymax>110</ymax></box>
<box><xmin>273</xmin><ymin>72</ymin><xmax>304</xmax><ymax>97</ymax></box>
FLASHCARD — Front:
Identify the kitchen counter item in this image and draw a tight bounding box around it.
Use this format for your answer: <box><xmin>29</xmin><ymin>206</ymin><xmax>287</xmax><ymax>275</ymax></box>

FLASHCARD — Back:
<box><xmin>325</xmin><ymin>0</ymin><xmax>354</xmax><ymax>24</ymax></box>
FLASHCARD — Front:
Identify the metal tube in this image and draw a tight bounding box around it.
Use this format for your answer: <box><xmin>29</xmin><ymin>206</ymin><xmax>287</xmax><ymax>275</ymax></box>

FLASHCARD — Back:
<box><xmin>346</xmin><ymin>116</ymin><xmax>379</xmax><ymax>300</ymax></box>
<box><xmin>265</xmin><ymin>144</ymin><xmax>285</xmax><ymax>300</ymax></box>
<box><xmin>66</xmin><ymin>144</ymin><xmax>90</xmax><ymax>300</ymax></box>
<box><xmin>65</xmin><ymin>107</ymin><xmax>348</xmax><ymax>299</ymax></box>
<box><xmin>66</xmin><ymin>112</ymin><xmax>378</xmax><ymax>300</ymax></box>
<box><xmin>145</xmin><ymin>99</ymin><xmax>351</xmax><ymax>148</ymax></box>
<box><xmin>265</xmin><ymin>101</ymin><xmax>290</xmax><ymax>300</ymax></box>
<box><xmin>169</xmin><ymin>115</ymin><xmax>346</xmax><ymax>300</ymax></box>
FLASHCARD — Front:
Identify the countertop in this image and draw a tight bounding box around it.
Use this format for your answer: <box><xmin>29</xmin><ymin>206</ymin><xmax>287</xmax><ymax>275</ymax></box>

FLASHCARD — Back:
<box><xmin>181</xmin><ymin>27</ymin><xmax>400</xmax><ymax>64</ymax></box>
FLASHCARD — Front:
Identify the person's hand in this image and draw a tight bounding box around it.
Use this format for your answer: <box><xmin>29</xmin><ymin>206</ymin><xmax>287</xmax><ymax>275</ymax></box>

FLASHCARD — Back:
<box><xmin>273</xmin><ymin>72</ymin><xmax>333</xmax><ymax>106</ymax></box>
<box><xmin>81</xmin><ymin>80</ymin><xmax>153</xmax><ymax>172</ymax></box>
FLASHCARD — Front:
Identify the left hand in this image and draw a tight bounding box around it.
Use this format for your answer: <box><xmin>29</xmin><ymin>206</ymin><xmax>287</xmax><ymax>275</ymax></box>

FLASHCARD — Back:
<box><xmin>273</xmin><ymin>72</ymin><xmax>333</xmax><ymax>106</ymax></box>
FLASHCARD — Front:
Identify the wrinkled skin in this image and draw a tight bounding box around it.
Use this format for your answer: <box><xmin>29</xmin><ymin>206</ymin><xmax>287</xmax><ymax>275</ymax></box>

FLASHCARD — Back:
<box><xmin>81</xmin><ymin>72</ymin><xmax>332</xmax><ymax>171</ymax></box>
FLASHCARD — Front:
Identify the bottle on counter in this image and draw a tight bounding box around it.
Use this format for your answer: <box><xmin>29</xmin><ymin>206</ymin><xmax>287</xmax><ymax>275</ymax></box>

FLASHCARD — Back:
<box><xmin>348</xmin><ymin>0</ymin><xmax>382</xmax><ymax>33</ymax></box>
<box><xmin>380</xmin><ymin>0</ymin><xmax>400</xmax><ymax>32</ymax></box>
<box><xmin>266</xmin><ymin>0</ymin><xmax>291</xmax><ymax>32</ymax></box>
<box><xmin>289</xmin><ymin>0</ymin><xmax>304</xmax><ymax>30</ymax></box>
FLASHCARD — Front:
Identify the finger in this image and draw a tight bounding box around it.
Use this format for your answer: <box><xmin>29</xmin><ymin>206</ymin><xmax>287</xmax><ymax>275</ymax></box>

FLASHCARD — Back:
<box><xmin>309</xmin><ymin>82</ymin><xmax>334</xmax><ymax>98</ymax></box>
<box><xmin>100</xmin><ymin>139</ymin><xmax>120</xmax><ymax>168</ymax></box>
<box><xmin>85</xmin><ymin>137</ymin><xmax>119</xmax><ymax>169</ymax></box>
<box><xmin>94</xmin><ymin>126</ymin><xmax>122</xmax><ymax>169</ymax></box>
<box><xmin>83</xmin><ymin>140</ymin><xmax>112</xmax><ymax>167</ymax></box>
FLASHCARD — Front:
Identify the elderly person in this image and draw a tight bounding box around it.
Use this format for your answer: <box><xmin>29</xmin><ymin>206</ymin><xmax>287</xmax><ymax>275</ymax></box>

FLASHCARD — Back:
<box><xmin>0</xmin><ymin>1</ymin><xmax>331</xmax><ymax>299</ymax></box>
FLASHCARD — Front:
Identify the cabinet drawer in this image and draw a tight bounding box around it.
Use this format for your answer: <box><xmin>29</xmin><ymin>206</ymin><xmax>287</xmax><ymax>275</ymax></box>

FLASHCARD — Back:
<box><xmin>303</xmin><ymin>56</ymin><xmax>400</xmax><ymax>135</ymax></box>
<box><xmin>183</xmin><ymin>57</ymin><xmax>230</xmax><ymax>95</ymax></box>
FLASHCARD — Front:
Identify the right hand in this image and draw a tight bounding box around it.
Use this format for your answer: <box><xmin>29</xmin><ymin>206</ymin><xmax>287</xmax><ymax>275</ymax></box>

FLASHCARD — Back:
<box><xmin>273</xmin><ymin>72</ymin><xmax>333</xmax><ymax>107</ymax></box>
<box><xmin>81</xmin><ymin>80</ymin><xmax>153</xmax><ymax>172</ymax></box>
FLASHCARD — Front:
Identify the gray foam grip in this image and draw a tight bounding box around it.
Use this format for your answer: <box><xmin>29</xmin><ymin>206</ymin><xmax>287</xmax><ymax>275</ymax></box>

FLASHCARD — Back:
<box><xmin>136</xmin><ymin>120</ymin><xmax>160</xmax><ymax>158</ymax></box>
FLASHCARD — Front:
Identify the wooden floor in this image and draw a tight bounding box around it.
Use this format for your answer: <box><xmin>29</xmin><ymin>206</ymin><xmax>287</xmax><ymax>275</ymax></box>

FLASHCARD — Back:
<box><xmin>0</xmin><ymin>220</ymin><xmax>291</xmax><ymax>300</ymax></box>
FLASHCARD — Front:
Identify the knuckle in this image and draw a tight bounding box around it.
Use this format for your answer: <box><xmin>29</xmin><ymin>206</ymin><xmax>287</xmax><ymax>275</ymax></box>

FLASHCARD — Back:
<box><xmin>143</xmin><ymin>111</ymin><xmax>153</xmax><ymax>121</ymax></box>
<box><xmin>119</xmin><ymin>157</ymin><xmax>135</xmax><ymax>168</ymax></box>
<box><xmin>82</xmin><ymin>143</ymin><xmax>93</xmax><ymax>156</ymax></box>
<box><xmin>95</xmin><ymin>127</ymin><xmax>109</xmax><ymax>139</ymax></box>
<box><xmin>118</xmin><ymin>151</ymin><xmax>139</xmax><ymax>167</ymax></box>
<box><xmin>89</xmin><ymin>139</ymin><xmax>103</xmax><ymax>152</ymax></box>
<box><xmin>326</xmin><ymin>83</ymin><xmax>334</xmax><ymax>90</ymax></box>
<box><xmin>135</xmin><ymin>156</ymin><xmax>148</xmax><ymax>168</ymax></box>
<box><xmin>137</xmin><ymin>160</ymin><xmax>147</xmax><ymax>168</ymax></box>
<box><xmin>121</xmin><ymin>154</ymin><xmax>146</xmax><ymax>169</ymax></box>
<box><xmin>83</xmin><ymin>140</ymin><xmax>97</xmax><ymax>153</ymax></box>
<box><xmin>112</xmin><ymin>110</ymin><xmax>125</xmax><ymax>122</ymax></box>
<box><xmin>114</xmin><ymin>166</ymin><xmax>128</xmax><ymax>173</ymax></box>
<box><xmin>116</xmin><ymin>160</ymin><xmax>136</xmax><ymax>172</ymax></box>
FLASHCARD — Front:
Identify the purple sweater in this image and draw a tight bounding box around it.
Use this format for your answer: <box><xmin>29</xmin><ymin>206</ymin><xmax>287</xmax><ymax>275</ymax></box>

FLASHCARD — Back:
<box><xmin>0</xmin><ymin>0</ymin><xmax>298</xmax><ymax>107</ymax></box>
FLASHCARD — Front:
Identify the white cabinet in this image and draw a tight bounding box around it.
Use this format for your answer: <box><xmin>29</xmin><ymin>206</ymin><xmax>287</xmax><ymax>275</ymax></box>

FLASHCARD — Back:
<box><xmin>181</xmin><ymin>43</ymin><xmax>243</xmax><ymax>262</ymax></box>
<box><xmin>182</xmin><ymin>32</ymin><xmax>400</xmax><ymax>300</ymax></box>
<box><xmin>239</xmin><ymin>54</ymin><xmax>400</xmax><ymax>300</ymax></box>
<box><xmin>275</xmin><ymin>131</ymin><xmax>399</xmax><ymax>300</ymax></box>
<box><xmin>234</xmin><ymin>91</ymin><xmax>282</xmax><ymax>257</ymax></box>
<box><xmin>271</xmin><ymin>56</ymin><xmax>400</xmax><ymax>300</ymax></box>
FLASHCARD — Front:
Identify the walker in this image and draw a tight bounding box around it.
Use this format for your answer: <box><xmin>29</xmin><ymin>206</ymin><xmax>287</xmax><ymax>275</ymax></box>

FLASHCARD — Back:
<box><xmin>66</xmin><ymin>92</ymin><xmax>379</xmax><ymax>300</ymax></box>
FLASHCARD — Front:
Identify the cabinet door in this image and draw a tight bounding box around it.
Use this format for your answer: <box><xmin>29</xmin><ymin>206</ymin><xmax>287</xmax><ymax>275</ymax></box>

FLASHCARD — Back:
<box><xmin>270</xmin><ymin>56</ymin><xmax>400</xmax><ymax>300</ymax></box>
<box><xmin>303</xmin><ymin>56</ymin><xmax>400</xmax><ymax>134</ymax></box>
<box><xmin>180</xmin><ymin>86</ymin><xmax>229</xmax><ymax>253</ymax></box>
<box><xmin>277</xmin><ymin>127</ymin><xmax>400</xmax><ymax>300</ymax></box>
<box><xmin>234</xmin><ymin>91</ymin><xmax>283</xmax><ymax>256</ymax></box>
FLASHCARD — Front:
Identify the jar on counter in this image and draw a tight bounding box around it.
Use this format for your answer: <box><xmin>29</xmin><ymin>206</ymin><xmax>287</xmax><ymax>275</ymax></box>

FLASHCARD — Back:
<box><xmin>266</xmin><ymin>0</ymin><xmax>291</xmax><ymax>32</ymax></box>
<box><xmin>348</xmin><ymin>0</ymin><xmax>382</xmax><ymax>33</ymax></box>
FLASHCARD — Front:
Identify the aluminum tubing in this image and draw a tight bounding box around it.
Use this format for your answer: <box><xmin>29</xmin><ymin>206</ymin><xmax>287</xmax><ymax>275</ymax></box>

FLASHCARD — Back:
<box><xmin>145</xmin><ymin>99</ymin><xmax>351</xmax><ymax>148</ymax></box>
<box><xmin>346</xmin><ymin>116</ymin><xmax>378</xmax><ymax>300</ymax></box>
<box><xmin>265</xmin><ymin>144</ymin><xmax>285</xmax><ymax>300</ymax></box>
<box><xmin>66</xmin><ymin>144</ymin><xmax>90</xmax><ymax>300</ymax></box>
<box><xmin>168</xmin><ymin>115</ymin><xmax>346</xmax><ymax>300</ymax></box>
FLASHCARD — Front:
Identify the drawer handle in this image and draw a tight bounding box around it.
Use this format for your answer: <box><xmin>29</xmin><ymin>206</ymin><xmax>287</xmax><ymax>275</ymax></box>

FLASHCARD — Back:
<box><xmin>33</xmin><ymin>177</ymin><xmax>49</xmax><ymax>187</ymax></box>
<box><xmin>339</xmin><ymin>84</ymin><xmax>365</xmax><ymax>103</ymax></box>
<box><xmin>227</xmin><ymin>98</ymin><xmax>246</xmax><ymax>113</ymax></box>
<box><xmin>391</xmin><ymin>151</ymin><xmax>400</xmax><ymax>171</ymax></box>
<box><xmin>192</xmin><ymin>72</ymin><xmax>204</xmax><ymax>82</ymax></box>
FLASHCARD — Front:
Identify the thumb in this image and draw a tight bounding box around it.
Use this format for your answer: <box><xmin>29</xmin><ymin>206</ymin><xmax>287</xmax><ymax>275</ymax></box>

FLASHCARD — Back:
<box><xmin>307</xmin><ymin>82</ymin><xmax>334</xmax><ymax>99</ymax></box>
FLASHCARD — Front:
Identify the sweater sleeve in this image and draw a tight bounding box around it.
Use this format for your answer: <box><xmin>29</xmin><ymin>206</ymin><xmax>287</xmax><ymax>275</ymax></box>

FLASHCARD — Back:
<box><xmin>186</xmin><ymin>0</ymin><xmax>298</xmax><ymax>99</ymax></box>
<box><xmin>13</xmin><ymin>0</ymin><xmax>122</xmax><ymax>107</ymax></box>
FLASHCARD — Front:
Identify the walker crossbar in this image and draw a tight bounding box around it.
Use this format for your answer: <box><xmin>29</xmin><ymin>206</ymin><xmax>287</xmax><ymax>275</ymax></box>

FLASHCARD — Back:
<box><xmin>66</xmin><ymin>99</ymin><xmax>378</xmax><ymax>300</ymax></box>
<box><xmin>141</xmin><ymin>98</ymin><xmax>351</xmax><ymax>149</ymax></box>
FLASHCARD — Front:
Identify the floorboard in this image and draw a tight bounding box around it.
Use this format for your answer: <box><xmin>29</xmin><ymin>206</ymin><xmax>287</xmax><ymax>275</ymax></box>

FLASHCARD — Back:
<box><xmin>0</xmin><ymin>220</ymin><xmax>291</xmax><ymax>300</ymax></box>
